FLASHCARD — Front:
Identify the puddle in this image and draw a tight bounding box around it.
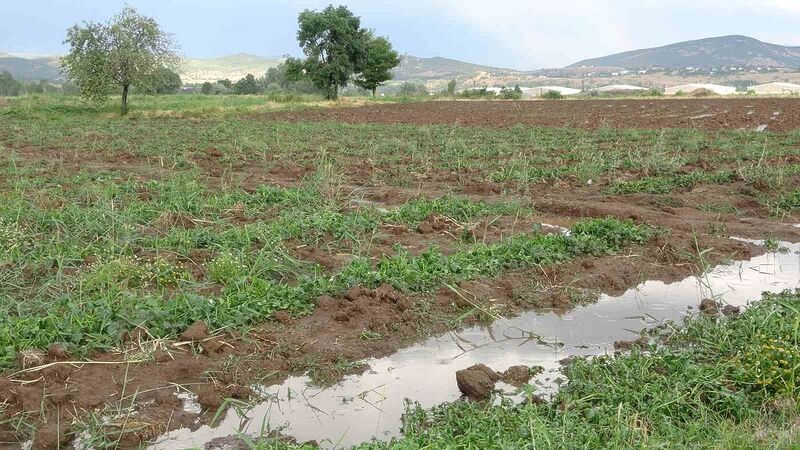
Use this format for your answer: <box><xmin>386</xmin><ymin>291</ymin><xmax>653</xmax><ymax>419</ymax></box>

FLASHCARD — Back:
<box><xmin>150</xmin><ymin>241</ymin><xmax>799</xmax><ymax>449</ymax></box>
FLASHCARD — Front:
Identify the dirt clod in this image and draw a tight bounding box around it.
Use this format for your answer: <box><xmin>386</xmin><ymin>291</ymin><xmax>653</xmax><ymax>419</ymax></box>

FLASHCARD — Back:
<box><xmin>15</xmin><ymin>386</ymin><xmax>43</xmax><ymax>412</ymax></box>
<box><xmin>32</xmin><ymin>422</ymin><xmax>71</xmax><ymax>450</ymax></box>
<box><xmin>48</xmin><ymin>386</ymin><xmax>73</xmax><ymax>405</ymax></box>
<box><xmin>722</xmin><ymin>304</ymin><xmax>741</xmax><ymax>317</ymax></box>
<box><xmin>273</xmin><ymin>311</ymin><xmax>294</xmax><ymax>325</ymax></box>
<box><xmin>456</xmin><ymin>364</ymin><xmax>499</xmax><ymax>399</ymax></box>
<box><xmin>181</xmin><ymin>321</ymin><xmax>210</xmax><ymax>342</ymax></box>
<box><xmin>47</xmin><ymin>343</ymin><xmax>68</xmax><ymax>360</ymax></box>
<box><xmin>699</xmin><ymin>298</ymin><xmax>719</xmax><ymax>316</ymax></box>
<box><xmin>501</xmin><ymin>365</ymin><xmax>544</xmax><ymax>386</ymax></box>
<box><xmin>196</xmin><ymin>385</ymin><xmax>224</xmax><ymax>410</ymax></box>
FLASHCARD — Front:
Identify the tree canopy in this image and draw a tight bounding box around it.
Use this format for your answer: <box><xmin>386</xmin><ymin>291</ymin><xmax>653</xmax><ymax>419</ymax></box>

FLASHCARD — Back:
<box><xmin>234</xmin><ymin>74</ymin><xmax>259</xmax><ymax>95</ymax></box>
<box><xmin>354</xmin><ymin>35</ymin><xmax>401</xmax><ymax>96</ymax></box>
<box><xmin>61</xmin><ymin>6</ymin><xmax>179</xmax><ymax>114</ymax></box>
<box><xmin>290</xmin><ymin>5</ymin><xmax>369</xmax><ymax>100</ymax></box>
<box><xmin>141</xmin><ymin>67</ymin><xmax>182</xmax><ymax>94</ymax></box>
<box><xmin>0</xmin><ymin>71</ymin><xmax>22</xmax><ymax>97</ymax></box>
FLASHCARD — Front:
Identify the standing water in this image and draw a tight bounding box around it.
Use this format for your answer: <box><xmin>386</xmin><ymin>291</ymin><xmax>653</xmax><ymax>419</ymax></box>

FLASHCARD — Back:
<box><xmin>151</xmin><ymin>241</ymin><xmax>800</xmax><ymax>449</ymax></box>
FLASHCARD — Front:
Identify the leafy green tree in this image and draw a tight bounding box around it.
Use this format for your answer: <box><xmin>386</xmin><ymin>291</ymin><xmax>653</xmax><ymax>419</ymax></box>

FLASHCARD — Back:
<box><xmin>218</xmin><ymin>79</ymin><xmax>233</xmax><ymax>89</ymax></box>
<box><xmin>293</xmin><ymin>5</ymin><xmax>369</xmax><ymax>100</ymax></box>
<box><xmin>446</xmin><ymin>79</ymin><xmax>457</xmax><ymax>96</ymax></box>
<box><xmin>0</xmin><ymin>71</ymin><xmax>22</xmax><ymax>96</ymax></box>
<box><xmin>354</xmin><ymin>35</ymin><xmax>400</xmax><ymax>96</ymax></box>
<box><xmin>142</xmin><ymin>67</ymin><xmax>182</xmax><ymax>94</ymax></box>
<box><xmin>398</xmin><ymin>82</ymin><xmax>428</xmax><ymax>97</ymax></box>
<box><xmin>234</xmin><ymin>74</ymin><xmax>260</xmax><ymax>95</ymax></box>
<box><xmin>201</xmin><ymin>81</ymin><xmax>213</xmax><ymax>95</ymax></box>
<box><xmin>61</xmin><ymin>6</ymin><xmax>179</xmax><ymax>114</ymax></box>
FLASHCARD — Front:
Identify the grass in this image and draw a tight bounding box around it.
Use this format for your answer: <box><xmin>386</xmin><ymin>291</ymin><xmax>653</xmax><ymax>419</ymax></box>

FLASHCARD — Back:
<box><xmin>607</xmin><ymin>170</ymin><xmax>737</xmax><ymax>195</ymax></box>
<box><xmin>0</xmin><ymin>170</ymin><xmax>652</xmax><ymax>367</ymax></box>
<box><xmin>0</xmin><ymin>147</ymin><xmax>652</xmax><ymax>367</ymax></box>
<box><xmin>771</xmin><ymin>188</ymin><xmax>800</xmax><ymax>216</ymax></box>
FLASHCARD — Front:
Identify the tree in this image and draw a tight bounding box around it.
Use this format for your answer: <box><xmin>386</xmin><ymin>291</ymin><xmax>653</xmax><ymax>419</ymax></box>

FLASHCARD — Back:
<box><xmin>354</xmin><ymin>36</ymin><xmax>400</xmax><ymax>96</ymax></box>
<box><xmin>446</xmin><ymin>79</ymin><xmax>457</xmax><ymax>96</ymax></box>
<box><xmin>234</xmin><ymin>74</ymin><xmax>260</xmax><ymax>95</ymax></box>
<box><xmin>201</xmin><ymin>82</ymin><xmax>213</xmax><ymax>95</ymax></box>
<box><xmin>398</xmin><ymin>82</ymin><xmax>427</xmax><ymax>97</ymax></box>
<box><xmin>0</xmin><ymin>71</ymin><xmax>22</xmax><ymax>96</ymax></box>
<box><xmin>294</xmin><ymin>5</ymin><xmax>369</xmax><ymax>100</ymax></box>
<box><xmin>61</xmin><ymin>7</ymin><xmax>179</xmax><ymax>114</ymax></box>
<box><xmin>142</xmin><ymin>67</ymin><xmax>182</xmax><ymax>94</ymax></box>
<box><xmin>218</xmin><ymin>79</ymin><xmax>233</xmax><ymax>89</ymax></box>
<box><xmin>265</xmin><ymin>63</ymin><xmax>292</xmax><ymax>90</ymax></box>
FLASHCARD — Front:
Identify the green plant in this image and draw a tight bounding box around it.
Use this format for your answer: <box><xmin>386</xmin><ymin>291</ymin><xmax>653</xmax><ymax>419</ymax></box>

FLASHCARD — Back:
<box><xmin>541</xmin><ymin>90</ymin><xmax>563</xmax><ymax>100</ymax></box>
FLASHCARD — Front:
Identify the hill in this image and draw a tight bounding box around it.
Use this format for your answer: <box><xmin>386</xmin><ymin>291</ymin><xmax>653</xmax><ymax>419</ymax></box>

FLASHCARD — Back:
<box><xmin>0</xmin><ymin>55</ymin><xmax>62</xmax><ymax>81</ymax></box>
<box><xmin>393</xmin><ymin>55</ymin><xmax>517</xmax><ymax>80</ymax></box>
<box><xmin>569</xmin><ymin>35</ymin><xmax>800</xmax><ymax>69</ymax></box>
<box><xmin>0</xmin><ymin>49</ymin><xmax>517</xmax><ymax>85</ymax></box>
<box><xmin>178</xmin><ymin>53</ymin><xmax>283</xmax><ymax>84</ymax></box>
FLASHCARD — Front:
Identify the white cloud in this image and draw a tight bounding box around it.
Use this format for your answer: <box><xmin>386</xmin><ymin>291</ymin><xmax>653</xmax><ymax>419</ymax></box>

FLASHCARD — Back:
<box><xmin>429</xmin><ymin>0</ymin><xmax>634</xmax><ymax>67</ymax></box>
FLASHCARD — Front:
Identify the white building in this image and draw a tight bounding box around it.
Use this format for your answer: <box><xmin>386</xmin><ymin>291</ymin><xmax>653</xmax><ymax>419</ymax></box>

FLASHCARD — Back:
<box><xmin>664</xmin><ymin>83</ymin><xmax>737</xmax><ymax>96</ymax></box>
<box><xmin>749</xmin><ymin>82</ymin><xmax>800</xmax><ymax>95</ymax></box>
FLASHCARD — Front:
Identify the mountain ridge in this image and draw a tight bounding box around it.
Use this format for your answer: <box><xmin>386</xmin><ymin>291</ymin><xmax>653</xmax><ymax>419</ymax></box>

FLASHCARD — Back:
<box><xmin>568</xmin><ymin>35</ymin><xmax>800</xmax><ymax>69</ymax></box>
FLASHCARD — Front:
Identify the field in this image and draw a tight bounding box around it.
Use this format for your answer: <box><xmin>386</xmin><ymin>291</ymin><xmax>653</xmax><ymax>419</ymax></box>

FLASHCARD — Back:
<box><xmin>0</xmin><ymin>94</ymin><xmax>798</xmax><ymax>449</ymax></box>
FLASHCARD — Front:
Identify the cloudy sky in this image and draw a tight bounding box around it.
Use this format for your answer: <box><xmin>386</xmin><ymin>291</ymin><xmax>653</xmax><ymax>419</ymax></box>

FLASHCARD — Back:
<box><xmin>2</xmin><ymin>0</ymin><xmax>800</xmax><ymax>69</ymax></box>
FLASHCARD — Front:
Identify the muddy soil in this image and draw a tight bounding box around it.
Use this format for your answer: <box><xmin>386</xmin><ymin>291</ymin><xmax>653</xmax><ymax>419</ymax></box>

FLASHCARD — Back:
<box><xmin>267</xmin><ymin>98</ymin><xmax>800</xmax><ymax>131</ymax></box>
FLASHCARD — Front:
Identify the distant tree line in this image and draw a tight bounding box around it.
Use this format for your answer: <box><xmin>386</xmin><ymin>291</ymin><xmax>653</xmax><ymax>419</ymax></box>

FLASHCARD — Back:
<box><xmin>199</xmin><ymin>62</ymin><xmax>319</xmax><ymax>95</ymax></box>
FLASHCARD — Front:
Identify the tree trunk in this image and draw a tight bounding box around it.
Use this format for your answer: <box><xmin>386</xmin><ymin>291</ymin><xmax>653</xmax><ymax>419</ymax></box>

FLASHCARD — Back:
<box><xmin>372</xmin><ymin>87</ymin><xmax>377</xmax><ymax>97</ymax></box>
<box><xmin>332</xmin><ymin>84</ymin><xmax>338</xmax><ymax>101</ymax></box>
<box><xmin>121</xmin><ymin>83</ymin><xmax>129</xmax><ymax>115</ymax></box>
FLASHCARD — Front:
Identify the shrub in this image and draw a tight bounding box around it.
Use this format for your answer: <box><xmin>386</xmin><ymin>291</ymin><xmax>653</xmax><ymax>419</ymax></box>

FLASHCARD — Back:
<box><xmin>541</xmin><ymin>90</ymin><xmax>563</xmax><ymax>100</ymax></box>
<box><xmin>500</xmin><ymin>85</ymin><xmax>523</xmax><ymax>100</ymax></box>
<box><xmin>459</xmin><ymin>87</ymin><xmax>496</xmax><ymax>99</ymax></box>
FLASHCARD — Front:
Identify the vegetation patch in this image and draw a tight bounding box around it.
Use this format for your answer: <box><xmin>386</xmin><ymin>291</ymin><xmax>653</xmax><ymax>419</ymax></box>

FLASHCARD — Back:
<box><xmin>0</xmin><ymin>176</ymin><xmax>651</xmax><ymax>368</ymax></box>
<box><xmin>608</xmin><ymin>170</ymin><xmax>737</xmax><ymax>195</ymax></box>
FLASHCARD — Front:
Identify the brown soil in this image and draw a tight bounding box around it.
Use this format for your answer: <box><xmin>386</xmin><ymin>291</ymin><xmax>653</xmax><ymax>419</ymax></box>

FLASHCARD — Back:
<box><xmin>267</xmin><ymin>98</ymin><xmax>800</xmax><ymax>131</ymax></box>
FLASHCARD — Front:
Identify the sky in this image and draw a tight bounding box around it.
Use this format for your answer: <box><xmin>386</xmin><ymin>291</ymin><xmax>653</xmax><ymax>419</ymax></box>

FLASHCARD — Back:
<box><xmin>2</xmin><ymin>0</ymin><xmax>800</xmax><ymax>69</ymax></box>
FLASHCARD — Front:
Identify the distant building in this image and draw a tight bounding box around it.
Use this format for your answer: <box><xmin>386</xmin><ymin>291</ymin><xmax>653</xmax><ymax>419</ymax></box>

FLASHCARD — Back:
<box><xmin>664</xmin><ymin>83</ymin><xmax>737</xmax><ymax>96</ymax></box>
<box><xmin>749</xmin><ymin>82</ymin><xmax>800</xmax><ymax>95</ymax></box>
